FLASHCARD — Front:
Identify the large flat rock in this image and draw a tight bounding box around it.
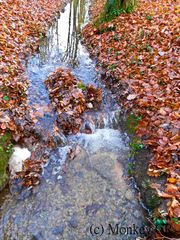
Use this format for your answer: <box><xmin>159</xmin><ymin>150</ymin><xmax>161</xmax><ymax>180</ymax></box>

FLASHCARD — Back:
<box><xmin>0</xmin><ymin>147</ymin><xmax>147</xmax><ymax>240</ymax></box>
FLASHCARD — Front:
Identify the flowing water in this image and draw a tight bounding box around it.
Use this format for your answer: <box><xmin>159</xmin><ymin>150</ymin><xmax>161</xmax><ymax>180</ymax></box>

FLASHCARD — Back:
<box><xmin>0</xmin><ymin>1</ymin><xmax>149</xmax><ymax>239</ymax></box>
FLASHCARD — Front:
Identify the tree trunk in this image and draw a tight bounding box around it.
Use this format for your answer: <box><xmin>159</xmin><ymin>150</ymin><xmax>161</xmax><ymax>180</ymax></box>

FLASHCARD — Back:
<box><xmin>105</xmin><ymin>0</ymin><xmax>135</xmax><ymax>13</ymax></box>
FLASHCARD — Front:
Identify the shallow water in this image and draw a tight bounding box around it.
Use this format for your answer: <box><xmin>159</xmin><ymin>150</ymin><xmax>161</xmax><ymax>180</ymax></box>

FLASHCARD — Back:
<box><xmin>0</xmin><ymin>1</ymin><xmax>148</xmax><ymax>239</ymax></box>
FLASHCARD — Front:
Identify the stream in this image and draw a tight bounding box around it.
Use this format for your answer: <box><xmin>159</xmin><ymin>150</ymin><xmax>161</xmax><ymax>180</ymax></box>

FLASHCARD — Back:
<box><xmin>0</xmin><ymin>0</ymin><xmax>149</xmax><ymax>239</ymax></box>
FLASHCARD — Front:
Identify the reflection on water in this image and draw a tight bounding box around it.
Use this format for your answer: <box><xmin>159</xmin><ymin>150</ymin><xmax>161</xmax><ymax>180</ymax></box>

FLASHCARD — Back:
<box><xmin>63</xmin><ymin>0</ymin><xmax>85</xmax><ymax>64</ymax></box>
<box><xmin>39</xmin><ymin>0</ymin><xmax>90</xmax><ymax>66</ymax></box>
<box><xmin>28</xmin><ymin>0</ymin><xmax>98</xmax><ymax>106</ymax></box>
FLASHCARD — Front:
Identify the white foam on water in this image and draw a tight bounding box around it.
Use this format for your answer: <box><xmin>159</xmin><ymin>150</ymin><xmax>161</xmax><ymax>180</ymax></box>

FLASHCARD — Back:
<box><xmin>70</xmin><ymin>128</ymin><xmax>128</xmax><ymax>154</ymax></box>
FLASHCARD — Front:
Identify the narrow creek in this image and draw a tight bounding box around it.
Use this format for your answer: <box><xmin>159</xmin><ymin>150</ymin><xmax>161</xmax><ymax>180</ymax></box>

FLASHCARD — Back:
<box><xmin>0</xmin><ymin>1</ymin><xmax>149</xmax><ymax>239</ymax></box>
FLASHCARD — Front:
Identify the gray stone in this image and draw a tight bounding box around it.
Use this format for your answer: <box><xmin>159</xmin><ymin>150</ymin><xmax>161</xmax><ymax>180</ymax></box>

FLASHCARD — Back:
<box><xmin>160</xmin><ymin>123</ymin><xmax>170</xmax><ymax>131</ymax></box>
<box><xmin>31</xmin><ymin>232</ymin><xmax>44</xmax><ymax>240</ymax></box>
<box><xmin>133</xmin><ymin>210</ymin><xmax>141</xmax><ymax>219</ymax></box>
<box><xmin>68</xmin><ymin>214</ymin><xmax>78</xmax><ymax>228</ymax></box>
<box><xmin>81</xmin><ymin>120</ymin><xmax>95</xmax><ymax>134</ymax></box>
<box><xmin>125</xmin><ymin>189</ymin><xmax>134</xmax><ymax>201</ymax></box>
<box><xmin>51</xmin><ymin>132</ymin><xmax>68</xmax><ymax>147</ymax></box>
<box><xmin>52</xmin><ymin>223</ymin><xmax>65</xmax><ymax>235</ymax></box>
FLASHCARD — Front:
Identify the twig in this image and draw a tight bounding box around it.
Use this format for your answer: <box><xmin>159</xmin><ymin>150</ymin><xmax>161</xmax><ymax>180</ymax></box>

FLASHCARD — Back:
<box><xmin>146</xmin><ymin>217</ymin><xmax>177</xmax><ymax>240</ymax></box>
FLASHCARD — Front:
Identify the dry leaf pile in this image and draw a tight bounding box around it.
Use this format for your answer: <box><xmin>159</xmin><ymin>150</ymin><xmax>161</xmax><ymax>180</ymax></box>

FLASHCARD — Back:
<box><xmin>45</xmin><ymin>67</ymin><xmax>102</xmax><ymax>134</ymax></box>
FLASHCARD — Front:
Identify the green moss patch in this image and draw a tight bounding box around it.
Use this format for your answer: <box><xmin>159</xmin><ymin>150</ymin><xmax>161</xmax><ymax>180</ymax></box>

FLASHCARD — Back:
<box><xmin>0</xmin><ymin>132</ymin><xmax>13</xmax><ymax>190</ymax></box>
<box><xmin>125</xmin><ymin>112</ymin><xmax>142</xmax><ymax>134</ymax></box>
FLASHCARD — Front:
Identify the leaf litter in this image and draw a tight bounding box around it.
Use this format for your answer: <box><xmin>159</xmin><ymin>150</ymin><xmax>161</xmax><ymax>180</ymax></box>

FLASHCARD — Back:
<box><xmin>45</xmin><ymin>67</ymin><xmax>102</xmax><ymax>134</ymax></box>
<box><xmin>82</xmin><ymin>0</ymin><xmax>180</xmax><ymax>233</ymax></box>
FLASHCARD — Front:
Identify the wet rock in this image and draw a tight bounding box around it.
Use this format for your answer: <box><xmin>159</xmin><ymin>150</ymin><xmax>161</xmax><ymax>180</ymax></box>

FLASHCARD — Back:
<box><xmin>125</xmin><ymin>189</ymin><xmax>134</xmax><ymax>201</ymax></box>
<box><xmin>52</xmin><ymin>223</ymin><xmax>65</xmax><ymax>235</ymax></box>
<box><xmin>31</xmin><ymin>231</ymin><xmax>44</xmax><ymax>240</ymax></box>
<box><xmin>172</xmin><ymin>153</ymin><xmax>178</xmax><ymax>163</ymax></box>
<box><xmin>30</xmin><ymin>127</ymin><xmax>47</xmax><ymax>141</ymax></box>
<box><xmin>68</xmin><ymin>214</ymin><xmax>78</xmax><ymax>228</ymax></box>
<box><xmin>86</xmin><ymin>102</ymin><xmax>93</xmax><ymax>109</ymax></box>
<box><xmin>112</xmin><ymin>109</ymin><xmax>122</xmax><ymax>128</ymax></box>
<box><xmin>51</xmin><ymin>132</ymin><xmax>68</xmax><ymax>147</ymax></box>
<box><xmin>16</xmin><ymin>187</ymin><xmax>33</xmax><ymax>201</ymax></box>
<box><xmin>59</xmin><ymin>178</ymin><xmax>69</xmax><ymax>195</ymax></box>
<box><xmin>133</xmin><ymin>210</ymin><xmax>142</xmax><ymax>219</ymax></box>
<box><xmin>160</xmin><ymin>123</ymin><xmax>170</xmax><ymax>131</ymax></box>
<box><xmin>85</xmin><ymin>203</ymin><xmax>104</xmax><ymax>215</ymax></box>
<box><xmin>64</xmin><ymin>203</ymin><xmax>73</xmax><ymax>208</ymax></box>
<box><xmin>74</xmin><ymin>171</ymin><xmax>84</xmax><ymax>178</ymax></box>
<box><xmin>67</xmin><ymin>234</ymin><xmax>76</xmax><ymax>240</ymax></box>
<box><xmin>115</xmin><ymin>208</ymin><xmax>122</xmax><ymax>218</ymax></box>
<box><xmin>80</xmin><ymin>120</ymin><xmax>95</xmax><ymax>134</ymax></box>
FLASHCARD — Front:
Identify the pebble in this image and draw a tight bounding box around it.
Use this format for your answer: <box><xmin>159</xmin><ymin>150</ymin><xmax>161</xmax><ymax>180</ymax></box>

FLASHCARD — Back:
<box><xmin>68</xmin><ymin>214</ymin><xmax>78</xmax><ymax>228</ymax></box>
<box><xmin>125</xmin><ymin>189</ymin><xmax>134</xmax><ymax>201</ymax></box>
<box><xmin>86</xmin><ymin>102</ymin><xmax>93</xmax><ymax>109</ymax></box>
<box><xmin>81</xmin><ymin>120</ymin><xmax>95</xmax><ymax>134</ymax></box>
<box><xmin>31</xmin><ymin>231</ymin><xmax>44</xmax><ymax>240</ymax></box>
<box><xmin>133</xmin><ymin>210</ymin><xmax>141</xmax><ymax>218</ymax></box>
<box><xmin>52</xmin><ymin>223</ymin><xmax>65</xmax><ymax>235</ymax></box>
<box><xmin>52</xmin><ymin>132</ymin><xmax>68</xmax><ymax>147</ymax></box>
<box><xmin>158</xmin><ymin>51</ymin><xmax>165</xmax><ymax>56</ymax></box>
<box><xmin>160</xmin><ymin>123</ymin><xmax>170</xmax><ymax>131</ymax></box>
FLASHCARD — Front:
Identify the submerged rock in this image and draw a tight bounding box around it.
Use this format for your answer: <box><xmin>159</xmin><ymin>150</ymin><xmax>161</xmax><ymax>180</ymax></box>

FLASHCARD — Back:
<box><xmin>80</xmin><ymin>120</ymin><xmax>95</xmax><ymax>134</ymax></box>
<box><xmin>52</xmin><ymin>223</ymin><xmax>65</xmax><ymax>235</ymax></box>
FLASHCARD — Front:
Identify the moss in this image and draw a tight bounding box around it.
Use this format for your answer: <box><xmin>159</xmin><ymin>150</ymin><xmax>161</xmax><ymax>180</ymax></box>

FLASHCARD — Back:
<box><xmin>146</xmin><ymin>192</ymin><xmax>162</xmax><ymax>210</ymax></box>
<box><xmin>94</xmin><ymin>0</ymin><xmax>137</xmax><ymax>25</ymax></box>
<box><xmin>141</xmin><ymin>179</ymin><xmax>162</xmax><ymax>210</ymax></box>
<box><xmin>0</xmin><ymin>132</ymin><xmax>13</xmax><ymax>190</ymax></box>
<box><xmin>125</xmin><ymin>112</ymin><xmax>142</xmax><ymax>134</ymax></box>
<box><xmin>96</xmin><ymin>25</ymin><xmax>116</xmax><ymax>34</ymax></box>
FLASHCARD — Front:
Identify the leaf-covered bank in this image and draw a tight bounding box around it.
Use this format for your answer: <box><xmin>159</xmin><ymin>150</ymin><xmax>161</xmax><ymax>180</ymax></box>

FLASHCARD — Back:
<box><xmin>82</xmin><ymin>0</ymin><xmax>180</xmax><ymax>235</ymax></box>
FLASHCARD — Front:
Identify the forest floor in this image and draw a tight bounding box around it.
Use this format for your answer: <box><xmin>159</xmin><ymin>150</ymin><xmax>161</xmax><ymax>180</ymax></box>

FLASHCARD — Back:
<box><xmin>82</xmin><ymin>0</ymin><xmax>180</xmax><ymax>235</ymax></box>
